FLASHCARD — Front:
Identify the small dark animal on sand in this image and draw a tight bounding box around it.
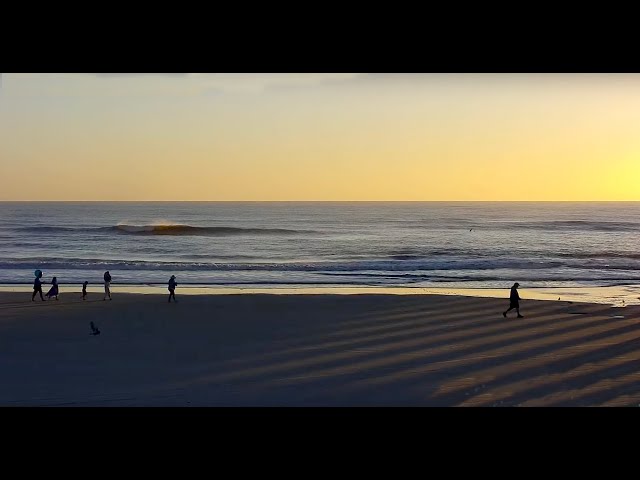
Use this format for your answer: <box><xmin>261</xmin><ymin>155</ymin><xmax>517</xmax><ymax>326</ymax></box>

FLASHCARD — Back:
<box><xmin>90</xmin><ymin>321</ymin><xmax>100</xmax><ymax>336</ymax></box>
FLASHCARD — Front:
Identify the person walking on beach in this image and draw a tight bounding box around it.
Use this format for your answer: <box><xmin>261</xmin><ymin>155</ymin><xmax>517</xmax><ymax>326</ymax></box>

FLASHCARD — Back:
<box><xmin>32</xmin><ymin>270</ymin><xmax>45</xmax><ymax>301</ymax></box>
<box><xmin>45</xmin><ymin>276</ymin><xmax>59</xmax><ymax>300</ymax></box>
<box><xmin>168</xmin><ymin>275</ymin><xmax>178</xmax><ymax>303</ymax></box>
<box><xmin>503</xmin><ymin>282</ymin><xmax>524</xmax><ymax>318</ymax></box>
<box><xmin>82</xmin><ymin>281</ymin><xmax>88</xmax><ymax>300</ymax></box>
<box><xmin>103</xmin><ymin>271</ymin><xmax>112</xmax><ymax>301</ymax></box>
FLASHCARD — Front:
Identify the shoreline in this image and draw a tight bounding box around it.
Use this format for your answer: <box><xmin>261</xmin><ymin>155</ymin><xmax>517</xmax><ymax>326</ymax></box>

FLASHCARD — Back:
<box><xmin>2</xmin><ymin>283</ymin><xmax>640</xmax><ymax>307</ymax></box>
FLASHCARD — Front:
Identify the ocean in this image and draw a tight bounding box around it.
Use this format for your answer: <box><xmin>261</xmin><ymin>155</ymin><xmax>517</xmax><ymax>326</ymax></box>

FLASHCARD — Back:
<box><xmin>2</xmin><ymin>202</ymin><xmax>640</xmax><ymax>299</ymax></box>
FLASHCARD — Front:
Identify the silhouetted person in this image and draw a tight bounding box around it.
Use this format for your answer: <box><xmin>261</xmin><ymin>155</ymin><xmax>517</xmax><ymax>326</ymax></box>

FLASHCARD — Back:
<box><xmin>168</xmin><ymin>275</ymin><xmax>177</xmax><ymax>303</ymax></box>
<box><xmin>32</xmin><ymin>271</ymin><xmax>44</xmax><ymax>301</ymax></box>
<box><xmin>103</xmin><ymin>271</ymin><xmax>112</xmax><ymax>301</ymax></box>
<box><xmin>503</xmin><ymin>282</ymin><xmax>523</xmax><ymax>318</ymax></box>
<box><xmin>90</xmin><ymin>321</ymin><xmax>100</xmax><ymax>336</ymax></box>
<box><xmin>45</xmin><ymin>276</ymin><xmax>59</xmax><ymax>300</ymax></box>
<box><xmin>82</xmin><ymin>281</ymin><xmax>88</xmax><ymax>300</ymax></box>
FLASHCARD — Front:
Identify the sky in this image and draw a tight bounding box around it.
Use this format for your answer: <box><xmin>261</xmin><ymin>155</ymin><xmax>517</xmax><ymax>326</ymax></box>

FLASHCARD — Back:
<box><xmin>1</xmin><ymin>73</ymin><xmax>639</xmax><ymax>201</ymax></box>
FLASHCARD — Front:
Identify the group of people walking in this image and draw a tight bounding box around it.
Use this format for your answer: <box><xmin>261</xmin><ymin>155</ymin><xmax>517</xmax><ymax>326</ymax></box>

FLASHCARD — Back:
<box><xmin>32</xmin><ymin>270</ymin><xmax>178</xmax><ymax>303</ymax></box>
<box><xmin>31</xmin><ymin>269</ymin><xmax>521</xmax><ymax>314</ymax></box>
<box><xmin>31</xmin><ymin>270</ymin><xmax>59</xmax><ymax>301</ymax></box>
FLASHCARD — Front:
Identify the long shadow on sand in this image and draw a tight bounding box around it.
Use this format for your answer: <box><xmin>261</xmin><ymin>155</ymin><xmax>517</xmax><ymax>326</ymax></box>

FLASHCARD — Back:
<box><xmin>2</xmin><ymin>294</ymin><xmax>637</xmax><ymax>406</ymax></box>
<box><xmin>149</xmin><ymin>296</ymin><xmax>636</xmax><ymax>406</ymax></box>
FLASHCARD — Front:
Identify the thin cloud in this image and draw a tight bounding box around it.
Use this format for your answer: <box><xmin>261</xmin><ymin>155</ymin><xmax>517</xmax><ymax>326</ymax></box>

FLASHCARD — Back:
<box><xmin>4</xmin><ymin>73</ymin><xmax>363</xmax><ymax>97</ymax></box>
<box><xmin>186</xmin><ymin>73</ymin><xmax>362</xmax><ymax>93</ymax></box>
<box><xmin>189</xmin><ymin>73</ymin><xmax>360</xmax><ymax>92</ymax></box>
<box><xmin>93</xmin><ymin>73</ymin><xmax>190</xmax><ymax>77</ymax></box>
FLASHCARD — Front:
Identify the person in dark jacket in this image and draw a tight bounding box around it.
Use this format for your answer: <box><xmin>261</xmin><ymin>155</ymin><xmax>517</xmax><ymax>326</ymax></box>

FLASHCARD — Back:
<box><xmin>503</xmin><ymin>282</ymin><xmax>524</xmax><ymax>318</ymax></box>
<box><xmin>32</xmin><ymin>271</ymin><xmax>45</xmax><ymax>301</ymax></box>
<box><xmin>82</xmin><ymin>281</ymin><xmax>88</xmax><ymax>301</ymax></box>
<box><xmin>168</xmin><ymin>275</ymin><xmax>178</xmax><ymax>303</ymax></box>
<box><xmin>103</xmin><ymin>271</ymin><xmax>112</xmax><ymax>301</ymax></box>
<box><xmin>45</xmin><ymin>276</ymin><xmax>59</xmax><ymax>300</ymax></box>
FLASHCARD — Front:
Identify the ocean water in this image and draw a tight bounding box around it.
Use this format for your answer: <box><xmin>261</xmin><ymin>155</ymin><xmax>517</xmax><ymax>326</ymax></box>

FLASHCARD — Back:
<box><xmin>2</xmin><ymin>202</ymin><xmax>640</xmax><ymax>293</ymax></box>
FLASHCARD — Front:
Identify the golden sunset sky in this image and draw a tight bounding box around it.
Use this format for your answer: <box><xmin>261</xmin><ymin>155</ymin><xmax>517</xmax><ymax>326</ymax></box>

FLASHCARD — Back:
<box><xmin>1</xmin><ymin>73</ymin><xmax>639</xmax><ymax>200</ymax></box>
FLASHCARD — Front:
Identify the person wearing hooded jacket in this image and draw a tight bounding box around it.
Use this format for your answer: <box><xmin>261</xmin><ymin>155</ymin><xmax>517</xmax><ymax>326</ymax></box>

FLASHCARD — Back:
<box><xmin>503</xmin><ymin>282</ymin><xmax>524</xmax><ymax>318</ymax></box>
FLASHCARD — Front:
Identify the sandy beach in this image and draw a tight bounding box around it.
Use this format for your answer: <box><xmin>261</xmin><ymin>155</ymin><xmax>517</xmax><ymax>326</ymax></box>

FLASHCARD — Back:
<box><xmin>1</xmin><ymin>291</ymin><xmax>639</xmax><ymax>406</ymax></box>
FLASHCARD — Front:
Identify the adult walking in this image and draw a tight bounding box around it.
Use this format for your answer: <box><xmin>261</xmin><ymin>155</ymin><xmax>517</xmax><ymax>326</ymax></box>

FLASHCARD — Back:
<box><xmin>503</xmin><ymin>282</ymin><xmax>524</xmax><ymax>318</ymax></box>
<box><xmin>32</xmin><ymin>269</ymin><xmax>45</xmax><ymax>302</ymax></box>
<box><xmin>168</xmin><ymin>275</ymin><xmax>178</xmax><ymax>303</ymax></box>
<box><xmin>103</xmin><ymin>271</ymin><xmax>112</xmax><ymax>301</ymax></box>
